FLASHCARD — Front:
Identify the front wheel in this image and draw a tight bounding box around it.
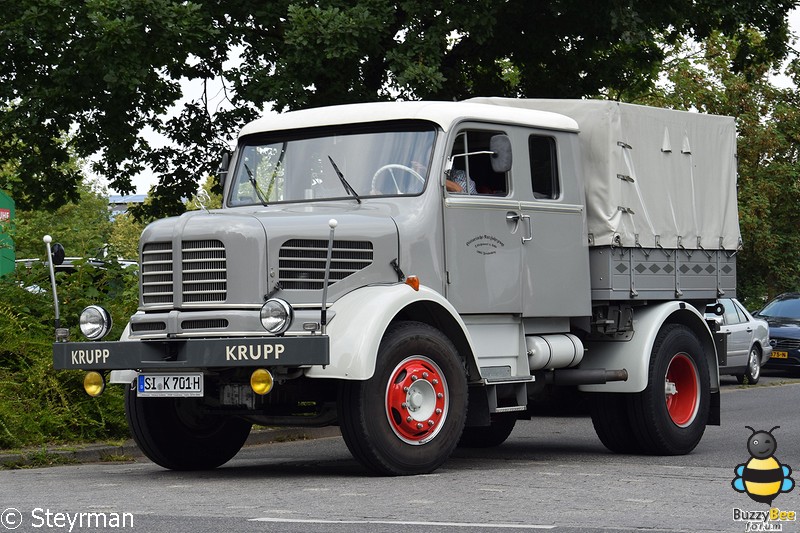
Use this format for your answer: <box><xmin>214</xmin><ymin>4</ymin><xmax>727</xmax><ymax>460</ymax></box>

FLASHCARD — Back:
<box><xmin>458</xmin><ymin>413</ymin><xmax>517</xmax><ymax>448</ymax></box>
<box><xmin>338</xmin><ymin>321</ymin><xmax>468</xmax><ymax>475</ymax></box>
<box><xmin>125</xmin><ymin>387</ymin><xmax>252</xmax><ymax>470</ymax></box>
<box><xmin>737</xmin><ymin>346</ymin><xmax>762</xmax><ymax>385</ymax></box>
<box><xmin>628</xmin><ymin>324</ymin><xmax>710</xmax><ymax>455</ymax></box>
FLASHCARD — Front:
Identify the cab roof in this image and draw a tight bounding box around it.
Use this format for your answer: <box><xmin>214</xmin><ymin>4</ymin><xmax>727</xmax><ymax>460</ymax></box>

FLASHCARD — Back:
<box><xmin>238</xmin><ymin>100</ymin><xmax>580</xmax><ymax>138</ymax></box>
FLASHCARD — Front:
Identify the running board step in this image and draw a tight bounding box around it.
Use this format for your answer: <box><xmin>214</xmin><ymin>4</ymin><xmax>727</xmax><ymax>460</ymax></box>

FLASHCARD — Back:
<box><xmin>493</xmin><ymin>405</ymin><xmax>527</xmax><ymax>413</ymax></box>
<box><xmin>482</xmin><ymin>375</ymin><xmax>536</xmax><ymax>385</ymax></box>
<box><xmin>485</xmin><ymin>380</ymin><xmax>530</xmax><ymax>414</ymax></box>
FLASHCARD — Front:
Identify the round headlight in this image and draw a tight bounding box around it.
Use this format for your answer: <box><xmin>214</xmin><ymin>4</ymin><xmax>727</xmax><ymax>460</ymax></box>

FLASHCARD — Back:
<box><xmin>80</xmin><ymin>305</ymin><xmax>113</xmax><ymax>340</ymax></box>
<box><xmin>260</xmin><ymin>299</ymin><xmax>293</xmax><ymax>335</ymax></box>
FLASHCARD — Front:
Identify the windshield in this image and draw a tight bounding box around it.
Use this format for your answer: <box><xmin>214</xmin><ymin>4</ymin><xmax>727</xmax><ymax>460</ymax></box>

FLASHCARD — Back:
<box><xmin>756</xmin><ymin>296</ymin><xmax>800</xmax><ymax>320</ymax></box>
<box><xmin>229</xmin><ymin>122</ymin><xmax>436</xmax><ymax>206</ymax></box>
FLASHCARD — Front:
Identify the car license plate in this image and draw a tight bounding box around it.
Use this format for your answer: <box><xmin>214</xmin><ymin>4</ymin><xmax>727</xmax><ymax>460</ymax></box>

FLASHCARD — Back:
<box><xmin>771</xmin><ymin>351</ymin><xmax>789</xmax><ymax>359</ymax></box>
<box><xmin>137</xmin><ymin>373</ymin><xmax>203</xmax><ymax>397</ymax></box>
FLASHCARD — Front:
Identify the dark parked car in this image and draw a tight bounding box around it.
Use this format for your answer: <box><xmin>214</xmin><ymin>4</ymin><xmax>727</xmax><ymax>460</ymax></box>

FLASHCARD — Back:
<box><xmin>754</xmin><ymin>292</ymin><xmax>800</xmax><ymax>372</ymax></box>
<box><xmin>706</xmin><ymin>298</ymin><xmax>772</xmax><ymax>384</ymax></box>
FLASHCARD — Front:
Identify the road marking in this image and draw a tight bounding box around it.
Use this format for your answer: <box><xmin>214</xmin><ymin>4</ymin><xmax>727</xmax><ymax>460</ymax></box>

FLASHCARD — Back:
<box><xmin>249</xmin><ymin>517</ymin><xmax>556</xmax><ymax>529</ymax></box>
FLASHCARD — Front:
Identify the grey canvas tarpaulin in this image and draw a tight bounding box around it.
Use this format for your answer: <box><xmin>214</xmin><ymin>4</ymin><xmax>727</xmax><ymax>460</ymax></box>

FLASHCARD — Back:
<box><xmin>468</xmin><ymin>98</ymin><xmax>741</xmax><ymax>251</ymax></box>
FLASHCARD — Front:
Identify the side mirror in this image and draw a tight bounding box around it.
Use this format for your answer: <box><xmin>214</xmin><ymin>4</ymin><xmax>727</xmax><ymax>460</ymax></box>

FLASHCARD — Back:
<box><xmin>217</xmin><ymin>152</ymin><xmax>231</xmax><ymax>188</ymax></box>
<box><xmin>706</xmin><ymin>303</ymin><xmax>724</xmax><ymax>316</ymax></box>
<box><xmin>51</xmin><ymin>243</ymin><xmax>65</xmax><ymax>266</ymax></box>
<box><xmin>490</xmin><ymin>135</ymin><xmax>512</xmax><ymax>173</ymax></box>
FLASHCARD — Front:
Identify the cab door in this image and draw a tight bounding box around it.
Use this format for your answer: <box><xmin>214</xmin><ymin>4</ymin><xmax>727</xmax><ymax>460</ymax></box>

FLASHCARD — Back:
<box><xmin>518</xmin><ymin>132</ymin><xmax>591</xmax><ymax>318</ymax></box>
<box><xmin>443</xmin><ymin>126</ymin><xmax>522</xmax><ymax>313</ymax></box>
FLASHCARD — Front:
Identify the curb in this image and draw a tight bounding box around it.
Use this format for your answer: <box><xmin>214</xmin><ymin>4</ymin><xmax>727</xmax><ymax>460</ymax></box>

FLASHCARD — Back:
<box><xmin>0</xmin><ymin>426</ymin><xmax>341</xmax><ymax>469</ymax></box>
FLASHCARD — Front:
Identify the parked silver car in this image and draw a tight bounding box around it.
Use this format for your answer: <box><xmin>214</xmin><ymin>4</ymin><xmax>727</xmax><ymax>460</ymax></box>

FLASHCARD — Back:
<box><xmin>706</xmin><ymin>298</ymin><xmax>772</xmax><ymax>384</ymax></box>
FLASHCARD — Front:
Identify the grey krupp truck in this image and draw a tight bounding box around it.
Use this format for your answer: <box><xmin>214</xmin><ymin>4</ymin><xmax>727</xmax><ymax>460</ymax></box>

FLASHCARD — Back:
<box><xmin>52</xmin><ymin>98</ymin><xmax>740</xmax><ymax>476</ymax></box>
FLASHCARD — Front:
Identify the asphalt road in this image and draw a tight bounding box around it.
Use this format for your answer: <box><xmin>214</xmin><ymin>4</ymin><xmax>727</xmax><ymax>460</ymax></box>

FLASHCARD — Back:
<box><xmin>2</xmin><ymin>374</ymin><xmax>800</xmax><ymax>533</ymax></box>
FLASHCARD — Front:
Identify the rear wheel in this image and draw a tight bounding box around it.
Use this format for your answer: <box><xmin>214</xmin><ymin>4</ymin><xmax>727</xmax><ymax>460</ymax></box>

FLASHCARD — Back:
<box><xmin>737</xmin><ymin>346</ymin><xmax>762</xmax><ymax>385</ymax></box>
<box><xmin>628</xmin><ymin>324</ymin><xmax>709</xmax><ymax>455</ymax></box>
<box><xmin>125</xmin><ymin>387</ymin><xmax>252</xmax><ymax>470</ymax></box>
<box><xmin>458</xmin><ymin>413</ymin><xmax>517</xmax><ymax>448</ymax></box>
<box><xmin>589</xmin><ymin>393</ymin><xmax>643</xmax><ymax>454</ymax></box>
<box><xmin>338</xmin><ymin>321</ymin><xmax>467</xmax><ymax>475</ymax></box>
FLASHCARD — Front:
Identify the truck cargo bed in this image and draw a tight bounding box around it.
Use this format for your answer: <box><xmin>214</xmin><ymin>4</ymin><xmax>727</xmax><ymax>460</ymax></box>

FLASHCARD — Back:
<box><xmin>589</xmin><ymin>246</ymin><xmax>736</xmax><ymax>301</ymax></box>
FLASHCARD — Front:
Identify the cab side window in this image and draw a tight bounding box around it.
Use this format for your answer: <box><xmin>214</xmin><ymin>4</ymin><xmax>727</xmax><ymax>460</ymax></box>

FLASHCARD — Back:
<box><xmin>449</xmin><ymin>130</ymin><xmax>508</xmax><ymax>195</ymax></box>
<box><xmin>529</xmin><ymin>135</ymin><xmax>559</xmax><ymax>199</ymax></box>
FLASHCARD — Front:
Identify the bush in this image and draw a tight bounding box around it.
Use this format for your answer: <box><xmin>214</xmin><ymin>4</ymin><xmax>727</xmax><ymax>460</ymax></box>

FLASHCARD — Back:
<box><xmin>0</xmin><ymin>260</ymin><xmax>138</xmax><ymax>449</ymax></box>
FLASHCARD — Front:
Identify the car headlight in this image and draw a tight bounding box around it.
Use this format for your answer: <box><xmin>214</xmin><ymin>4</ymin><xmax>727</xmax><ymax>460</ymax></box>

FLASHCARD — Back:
<box><xmin>260</xmin><ymin>299</ymin><xmax>293</xmax><ymax>335</ymax></box>
<box><xmin>79</xmin><ymin>305</ymin><xmax>113</xmax><ymax>340</ymax></box>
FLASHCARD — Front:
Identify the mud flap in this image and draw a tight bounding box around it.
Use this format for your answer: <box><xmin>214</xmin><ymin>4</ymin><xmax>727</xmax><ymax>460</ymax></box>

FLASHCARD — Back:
<box><xmin>708</xmin><ymin>390</ymin><xmax>720</xmax><ymax>426</ymax></box>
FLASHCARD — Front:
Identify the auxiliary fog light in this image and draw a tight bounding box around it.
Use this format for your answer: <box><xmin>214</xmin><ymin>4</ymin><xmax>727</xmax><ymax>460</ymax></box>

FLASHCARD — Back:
<box><xmin>79</xmin><ymin>305</ymin><xmax>112</xmax><ymax>340</ymax></box>
<box><xmin>260</xmin><ymin>298</ymin><xmax>293</xmax><ymax>335</ymax></box>
<box><xmin>250</xmin><ymin>368</ymin><xmax>274</xmax><ymax>395</ymax></box>
<box><xmin>83</xmin><ymin>371</ymin><xmax>105</xmax><ymax>397</ymax></box>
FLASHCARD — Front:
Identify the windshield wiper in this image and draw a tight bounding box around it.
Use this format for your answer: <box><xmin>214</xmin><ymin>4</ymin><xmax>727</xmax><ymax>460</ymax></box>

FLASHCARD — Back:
<box><xmin>244</xmin><ymin>163</ymin><xmax>269</xmax><ymax>206</ymax></box>
<box><xmin>327</xmin><ymin>156</ymin><xmax>361</xmax><ymax>204</ymax></box>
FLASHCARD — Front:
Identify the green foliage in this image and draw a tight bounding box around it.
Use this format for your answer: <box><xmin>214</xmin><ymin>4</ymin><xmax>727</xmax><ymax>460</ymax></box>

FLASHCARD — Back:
<box><xmin>13</xmin><ymin>181</ymin><xmax>113</xmax><ymax>260</ymax></box>
<box><xmin>633</xmin><ymin>31</ymin><xmax>800</xmax><ymax>306</ymax></box>
<box><xmin>0</xmin><ymin>260</ymin><xmax>137</xmax><ymax>449</ymax></box>
<box><xmin>108</xmin><ymin>212</ymin><xmax>145</xmax><ymax>260</ymax></box>
<box><xmin>0</xmin><ymin>1</ymin><xmax>794</xmax><ymax>218</ymax></box>
<box><xmin>0</xmin><ymin>180</ymin><xmax>140</xmax><ymax>449</ymax></box>
<box><xmin>186</xmin><ymin>174</ymin><xmax>223</xmax><ymax>211</ymax></box>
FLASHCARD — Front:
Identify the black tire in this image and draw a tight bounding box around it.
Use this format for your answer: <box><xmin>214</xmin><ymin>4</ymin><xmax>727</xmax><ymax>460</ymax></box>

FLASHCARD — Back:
<box><xmin>737</xmin><ymin>345</ymin><xmax>762</xmax><ymax>385</ymax></box>
<box><xmin>589</xmin><ymin>393</ymin><xmax>643</xmax><ymax>454</ymax></box>
<box><xmin>125</xmin><ymin>386</ymin><xmax>252</xmax><ymax>470</ymax></box>
<box><xmin>458</xmin><ymin>413</ymin><xmax>517</xmax><ymax>448</ymax></box>
<box><xmin>338</xmin><ymin>321</ymin><xmax>468</xmax><ymax>476</ymax></box>
<box><xmin>628</xmin><ymin>324</ymin><xmax>710</xmax><ymax>455</ymax></box>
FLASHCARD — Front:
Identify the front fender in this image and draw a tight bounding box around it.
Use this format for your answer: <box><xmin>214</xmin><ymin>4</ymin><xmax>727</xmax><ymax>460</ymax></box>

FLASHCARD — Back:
<box><xmin>305</xmin><ymin>284</ymin><xmax>471</xmax><ymax>380</ymax></box>
<box><xmin>579</xmin><ymin>301</ymin><xmax>719</xmax><ymax>393</ymax></box>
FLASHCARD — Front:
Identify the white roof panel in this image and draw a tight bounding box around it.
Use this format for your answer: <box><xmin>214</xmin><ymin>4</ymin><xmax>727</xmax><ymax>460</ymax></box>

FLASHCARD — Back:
<box><xmin>238</xmin><ymin>101</ymin><xmax>579</xmax><ymax>137</ymax></box>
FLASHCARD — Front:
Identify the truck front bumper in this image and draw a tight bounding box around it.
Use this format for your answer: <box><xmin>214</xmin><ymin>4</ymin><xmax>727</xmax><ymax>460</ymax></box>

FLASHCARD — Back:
<box><xmin>53</xmin><ymin>336</ymin><xmax>330</xmax><ymax>371</ymax></box>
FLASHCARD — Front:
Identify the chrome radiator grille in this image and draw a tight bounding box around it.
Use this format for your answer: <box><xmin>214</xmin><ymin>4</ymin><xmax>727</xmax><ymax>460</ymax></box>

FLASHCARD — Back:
<box><xmin>140</xmin><ymin>240</ymin><xmax>227</xmax><ymax>305</ymax></box>
<box><xmin>141</xmin><ymin>242</ymin><xmax>173</xmax><ymax>305</ymax></box>
<box><xmin>181</xmin><ymin>240</ymin><xmax>227</xmax><ymax>303</ymax></box>
<box><xmin>279</xmin><ymin>239</ymin><xmax>374</xmax><ymax>290</ymax></box>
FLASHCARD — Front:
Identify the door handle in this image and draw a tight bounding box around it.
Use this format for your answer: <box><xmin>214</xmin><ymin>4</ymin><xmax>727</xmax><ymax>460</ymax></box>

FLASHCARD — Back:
<box><xmin>521</xmin><ymin>214</ymin><xmax>532</xmax><ymax>243</ymax></box>
<box><xmin>506</xmin><ymin>213</ymin><xmax>521</xmax><ymax>222</ymax></box>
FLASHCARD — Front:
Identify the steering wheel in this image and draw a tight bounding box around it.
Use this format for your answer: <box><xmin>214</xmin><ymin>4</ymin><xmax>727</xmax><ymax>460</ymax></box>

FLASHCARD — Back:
<box><xmin>371</xmin><ymin>164</ymin><xmax>425</xmax><ymax>194</ymax></box>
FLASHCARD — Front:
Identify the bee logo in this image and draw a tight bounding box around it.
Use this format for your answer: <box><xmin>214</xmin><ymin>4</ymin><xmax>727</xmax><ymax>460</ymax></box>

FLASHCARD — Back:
<box><xmin>732</xmin><ymin>426</ymin><xmax>794</xmax><ymax>505</ymax></box>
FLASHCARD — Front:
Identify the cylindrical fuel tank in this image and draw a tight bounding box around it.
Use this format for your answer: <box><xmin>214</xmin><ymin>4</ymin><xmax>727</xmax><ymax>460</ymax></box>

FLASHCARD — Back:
<box><xmin>526</xmin><ymin>333</ymin><xmax>584</xmax><ymax>371</ymax></box>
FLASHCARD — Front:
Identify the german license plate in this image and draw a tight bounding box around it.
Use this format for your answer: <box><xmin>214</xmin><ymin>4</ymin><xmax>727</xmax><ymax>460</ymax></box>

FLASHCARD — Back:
<box><xmin>137</xmin><ymin>373</ymin><xmax>203</xmax><ymax>397</ymax></box>
<box><xmin>771</xmin><ymin>351</ymin><xmax>789</xmax><ymax>359</ymax></box>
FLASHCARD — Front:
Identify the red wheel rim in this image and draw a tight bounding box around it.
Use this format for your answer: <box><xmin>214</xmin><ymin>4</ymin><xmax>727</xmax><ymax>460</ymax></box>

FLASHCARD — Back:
<box><xmin>385</xmin><ymin>356</ymin><xmax>448</xmax><ymax>445</ymax></box>
<box><xmin>664</xmin><ymin>353</ymin><xmax>699</xmax><ymax>427</ymax></box>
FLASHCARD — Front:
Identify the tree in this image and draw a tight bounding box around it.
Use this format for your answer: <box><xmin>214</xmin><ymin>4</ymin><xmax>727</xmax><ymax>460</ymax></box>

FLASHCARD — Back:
<box><xmin>186</xmin><ymin>174</ymin><xmax>222</xmax><ymax>211</ymax></box>
<box><xmin>633</xmin><ymin>31</ymin><xmax>800</xmax><ymax>306</ymax></box>
<box><xmin>13</xmin><ymin>180</ymin><xmax>113</xmax><ymax>260</ymax></box>
<box><xmin>0</xmin><ymin>179</ymin><xmax>138</xmax><ymax>449</ymax></box>
<box><xmin>1</xmin><ymin>1</ymin><xmax>795</xmax><ymax>218</ymax></box>
<box><xmin>108</xmin><ymin>212</ymin><xmax>145</xmax><ymax>260</ymax></box>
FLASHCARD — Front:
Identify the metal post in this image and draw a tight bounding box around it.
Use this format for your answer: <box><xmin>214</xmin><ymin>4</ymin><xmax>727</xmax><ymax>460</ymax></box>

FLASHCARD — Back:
<box><xmin>320</xmin><ymin>219</ymin><xmax>337</xmax><ymax>334</ymax></box>
<box><xmin>43</xmin><ymin>236</ymin><xmax>60</xmax><ymax>327</ymax></box>
<box><xmin>43</xmin><ymin>235</ymin><xmax>68</xmax><ymax>342</ymax></box>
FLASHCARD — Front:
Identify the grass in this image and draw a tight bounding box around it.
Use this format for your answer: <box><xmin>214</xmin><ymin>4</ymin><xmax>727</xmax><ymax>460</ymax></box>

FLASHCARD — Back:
<box><xmin>99</xmin><ymin>453</ymin><xmax>135</xmax><ymax>463</ymax></box>
<box><xmin>0</xmin><ymin>264</ymin><xmax>136</xmax><ymax>451</ymax></box>
<box><xmin>1</xmin><ymin>447</ymin><xmax>79</xmax><ymax>469</ymax></box>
